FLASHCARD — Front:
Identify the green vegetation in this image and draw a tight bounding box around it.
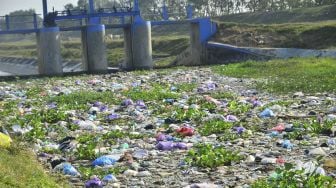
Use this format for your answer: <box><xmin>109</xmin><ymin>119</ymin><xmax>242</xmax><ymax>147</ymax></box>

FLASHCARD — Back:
<box><xmin>79</xmin><ymin>166</ymin><xmax>127</xmax><ymax>180</ymax></box>
<box><xmin>123</xmin><ymin>84</ymin><xmax>180</xmax><ymax>102</ymax></box>
<box><xmin>251</xmin><ymin>163</ymin><xmax>336</xmax><ymax>188</ymax></box>
<box><xmin>215</xmin><ymin>5</ymin><xmax>336</xmax><ymax>24</ymax></box>
<box><xmin>198</xmin><ymin>120</ymin><xmax>234</xmax><ymax>136</ymax></box>
<box><xmin>185</xmin><ymin>144</ymin><xmax>243</xmax><ymax>168</ymax></box>
<box><xmin>209</xmin><ymin>91</ymin><xmax>236</xmax><ymax>100</ymax></box>
<box><xmin>228</xmin><ymin>100</ymin><xmax>252</xmax><ymax>114</ymax></box>
<box><xmin>285</xmin><ymin>119</ymin><xmax>336</xmax><ymax>140</ymax></box>
<box><xmin>0</xmin><ymin>144</ymin><xmax>69</xmax><ymax>188</ymax></box>
<box><xmin>49</xmin><ymin>91</ymin><xmax>120</xmax><ymax>110</ymax></box>
<box><xmin>212</xmin><ymin>58</ymin><xmax>336</xmax><ymax>93</ymax></box>
<box><xmin>218</xmin><ymin>130</ymin><xmax>250</xmax><ymax>142</ymax></box>
<box><xmin>169</xmin><ymin>106</ymin><xmax>206</xmax><ymax>122</ymax></box>
<box><xmin>214</xmin><ymin>21</ymin><xmax>336</xmax><ymax>49</ymax></box>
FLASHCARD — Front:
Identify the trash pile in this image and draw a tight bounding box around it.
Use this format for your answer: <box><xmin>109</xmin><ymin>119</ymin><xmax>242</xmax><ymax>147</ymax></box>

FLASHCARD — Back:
<box><xmin>0</xmin><ymin>67</ymin><xmax>335</xmax><ymax>187</ymax></box>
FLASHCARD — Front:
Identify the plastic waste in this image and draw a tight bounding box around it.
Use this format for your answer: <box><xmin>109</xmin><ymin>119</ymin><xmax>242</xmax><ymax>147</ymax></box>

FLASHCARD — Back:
<box><xmin>47</xmin><ymin>102</ymin><xmax>57</xmax><ymax>109</ymax></box>
<box><xmin>297</xmin><ymin>161</ymin><xmax>326</xmax><ymax>175</ymax></box>
<box><xmin>259</xmin><ymin>108</ymin><xmax>275</xmax><ymax>118</ymax></box>
<box><xmin>272</xmin><ymin>123</ymin><xmax>285</xmax><ymax>132</ymax></box>
<box><xmin>185</xmin><ymin>183</ymin><xmax>219</xmax><ymax>188</ymax></box>
<box><xmin>102</xmin><ymin>174</ymin><xmax>118</xmax><ymax>182</ymax></box>
<box><xmin>107</xmin><ymin>113</ymin><xmax>120</xmax><ymax>120</ymax></box>
<box><xmin>133</xmin><ymin>149</ymin><xmax>149</xmax><ymax>159</ymax></box>
<box><xmin>0</xmin><ymin>132</ymin><xmax>12</xmax><ymax>148</ymax></box>
<box><xmin>156</xmin><ymin>133</ymin><xmax>173</xmax><ymax>142</ymax></box>
<box><xmin>92</xmin><ymin>156</ymin><xmax>117</xmax><ymax>167</ymax></box>
<box><xmin>307</xmin><ymin>147</ymin><xmax>327</xmax><ymax>156</ymax></box>
<box><xmin>261</xmin><ymin>157</ymin><xmax>277</xmax><ymax>164</ymax></box>
<box><xmin>164</xmin><ymin>98</ymin><xmax>175</xmax><ymax>105</ymax></box>
<box><xmin>282</xmin><ymin>140</ymin><xmax>293</xmax><ymax>149</ymax></box>
<box><xmin>207</xmin><ymin>82</ymin><xmax>217</xmax><ymax>90</ymax></box>
<box><xmin>121</xmin><ymin>99</ymin><xmax>133</xmax><ymax>106</ymax></box>
<box><xmin>269</xmin><ymin>131</ymin><xmax>279</xmax><ymax>137</ymax></box>
<box><xmin>123</xmin><ymin>169</ymin><xmax>138</xmax><ymax>176</ymax></box>
<box><xmin>135</xmin><ymin>100</ymin><xmax>146</xmax><ymax>109</ymax></box>
<box><xmin>225</xmin><ymin>115</ymin><xmax>239</xmax><ymax>122</ymax></box>
<box><xmin>119</xmin><ymin>143</ymin><xmax>129</xmax><ymax>150</ymax></box>
<box><xmin>176</xmin><ymin>127</ymin><xmax>194</xmax><ymax>137</ymax></box>
<box><xmin>156</xmin><ymin>141</ymin><xmax>174</xmax><ymax>151</ymax></box>
<box><xmin>156</xmin><ymin>141</ymin><xmax>188</xmax><ymax>151</ymax></box>
<box><xmin>174</xmin><ymin>142</ymin><xmax>188</xmax><ymax>150</ymax></box>
<box><xmin>327</xmin><ymin>138</ymin><xmax>336</xmax><ymax>145</ymax></box>
<box><xmin>252</xmin><ymin>100</ymin><xmax>262</xmax><ymax>108</ymax></box>
<box><xmin>78</xmin><ymin>120</ymin><xmax>97</xmax><ymax>130</ymax></box>
<box><xmin>54</xmin><ymin>163</ymin><xmax>80</xmax><ymax>176</ymax></box>
<box><xmin>276</xmin><ymin>157</ymin><xmax>285</xmax><ymax>164</ymax></box>
<box><xmin>234</xmin><ymin>126</ymin><xmax>245</xmax><ymax>134</ymax></box>
<box><xmin>137</xmin><ymin>171</ymin><xmax>152</xmax><ymax>177</ymax></box>
<box><xmin>12</xmin><ymin>124</ymin><xmax>33</xmax><ymax>134</ymax></box>
<box><xmin>85</xmin><ymin>177</ymin><xmax>103</xmax><ymax>188</ymax></box>
<box><xmin>50</xmin><ymin>158</ymin><xmax>66</xmax><ymax>169</ymax></box>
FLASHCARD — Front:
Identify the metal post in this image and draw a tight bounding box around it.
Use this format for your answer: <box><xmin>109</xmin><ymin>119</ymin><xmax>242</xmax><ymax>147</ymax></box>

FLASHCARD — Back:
<box><xmin>89</xmin><ymin>0</ymin><xmax>95</xmax><ymax>14</ymax></box>
<box><xmin>120</xmin><ymin>16</ymin><xmax>125</xmax><ymax>24</ymax></box>
<box><xmin>33</xmin><ymin>14</ymin><xmax>38</xmax><ymax>29</ymax></box>
<box><xmin>133</xmin><ymin>0</ymin><xmax>139</xmax><ymax>12</ymax></box>
<box><xmin>42</xmin><ymin>0</ymin><xmax>48</xmax><ymax>18</ymax></box>
<box><xmin>186</xmin><ymin>4</ymin><xmax>193</xmax><ymax>19</ymax></box>
<box><xmin>162</xmin><ymin>4</ymin><xmax>169</xmax><ymax>21</ymax></box>
<box><xmin>5</xmin><ymin>15</ymin><xmax>9</xmax><ymax>30</ymax></box>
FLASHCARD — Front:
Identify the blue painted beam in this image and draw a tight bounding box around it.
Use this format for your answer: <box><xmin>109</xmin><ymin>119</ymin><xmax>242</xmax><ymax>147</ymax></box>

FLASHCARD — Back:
<box><xmin>60</xmin><ymin>24</ymin><xmax>130</xmax><ymax>32</ymax></box>
<box><xmin>54</xmin><ymin>11</ymin><xmax>139</xmax><ymax>21</ymax></box>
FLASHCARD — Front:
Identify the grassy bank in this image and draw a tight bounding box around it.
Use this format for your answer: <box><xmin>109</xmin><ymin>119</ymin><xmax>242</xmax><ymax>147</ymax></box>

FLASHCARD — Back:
<box><xmin>214</xmin><ymin>4</ymin><xmax>336</xmax><ymax>24</ymax></box>
<box><xmin>213</xmin><ymin>21</ymin><xmax>336</xmax><ymax>49</ymax></box>
<box><xmin>0</xmin><ymin>143</ymin><xmax>69</xmax><ymax>188</ymax></box>
<box><xmin>212</xmin><ymin>58</ymin><xmax>336</xmax><ymax>93</ymax></box>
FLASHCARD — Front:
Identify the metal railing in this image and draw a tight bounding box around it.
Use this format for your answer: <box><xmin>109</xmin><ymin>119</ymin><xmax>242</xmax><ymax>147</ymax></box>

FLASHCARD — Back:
<box><xmin>0</xmin><ymin>14</ymin><xmax>41</xmax><ymax>31</ymax></box>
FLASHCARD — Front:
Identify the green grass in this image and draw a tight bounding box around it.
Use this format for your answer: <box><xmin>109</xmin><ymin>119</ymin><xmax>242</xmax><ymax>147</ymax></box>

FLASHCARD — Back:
<box><xmin>251</xmin><ymin>163</ymin><xmax>336</xmax><ymax>188</ymax></box>
<box><xmin>198</xmin><ymin>120</ymin><xmax>234</xmax><ymax>136</ymax></box>
<box><xmin>212</xmin><ymin>58</ymin><xmax>336</xmax><ymax>93</ymax></box>
<box><xmin>185</xmin><ymin>144</ymin><xmax>243</xmax><ymax>168</ymax></box>
<box><xmin>0</xmin><ymin>144</ymin><xmax>70</xmax><ymax>188</ymax></box>
<box><xmin>214</xmin><ymin>4</ymin><xmax>336</xmax><ymax>24</ymax></box>
<box><xmin>214</xmin><ymin>21</ymin><xmax>336</xmax><ymax>49</ymax></box>
<box><xmin>49</xmin><ymin>91</ymin><xmax>120</xmax><ymax>110</ymax></box>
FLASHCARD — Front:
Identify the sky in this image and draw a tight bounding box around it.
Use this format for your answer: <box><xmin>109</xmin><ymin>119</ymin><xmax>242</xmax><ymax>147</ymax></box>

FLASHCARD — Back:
<box><xmin>0</xmin><ymin>0</ymin><xmax>78</xmax><ymax>15</ymax></box>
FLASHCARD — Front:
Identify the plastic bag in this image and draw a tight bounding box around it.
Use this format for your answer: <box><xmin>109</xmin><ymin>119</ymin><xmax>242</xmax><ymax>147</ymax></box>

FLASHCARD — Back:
<box><xmin>0</xmin><ymin>132</ymin><xmax>12</xmax><ymax>148</ymax></box>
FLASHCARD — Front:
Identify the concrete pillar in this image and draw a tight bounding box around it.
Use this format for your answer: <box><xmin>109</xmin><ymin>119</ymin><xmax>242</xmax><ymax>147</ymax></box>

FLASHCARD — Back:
<box><xmin>37</xmin><ymin>27</ymin><xmax>63</xmax><ymax>75</ymax></box>
<box><xmin>190</xmin><ymin>22</ymin><xmax>205</xmax><ymax>66</ymax></box>
<box><xmin>123</xmin><ymin>26</ymin><xmax>133</xmax><ymax>69</ymax></box>
<box><xmin>122</xmin><ymin>21</ymin><xmax>153</xmax><ymax>70</ymax></box>
<box><xmin>81</xmin><ymin>24</ymin><xmax>108</xmax><ymax>73</ymax></box>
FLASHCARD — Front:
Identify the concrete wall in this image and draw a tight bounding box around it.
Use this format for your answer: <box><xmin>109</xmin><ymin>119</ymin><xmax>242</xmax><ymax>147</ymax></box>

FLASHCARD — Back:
<box><xmin>37</xmin><ymin>27</ymin><xmax>63</xmax><ymax>75</ymax></box>
<box><xmin>81</xmin><ymin>24</ymin><xmax>108</xmax><ymax>73</ymax></box>
<box><xmin>205</xmin><ymin>42</ymin><xmax>336</xmax><ymax>64</ymax></box>
<box><xmin>0</xmin><ymin>56</ymin><xmax>82</xmax><ymax>76</ymax></box>
<box><xmin>122</xmin><ymin>21</ymin><xmax>153</xmax><ymax>70</ymax></box>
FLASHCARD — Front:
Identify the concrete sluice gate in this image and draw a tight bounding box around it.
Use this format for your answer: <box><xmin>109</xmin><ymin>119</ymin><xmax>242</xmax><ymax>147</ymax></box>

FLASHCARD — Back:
<box><xmin>33</xmin><ymin>19</ymin><xmax>216</xmax><ymax>76</ymax></box>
